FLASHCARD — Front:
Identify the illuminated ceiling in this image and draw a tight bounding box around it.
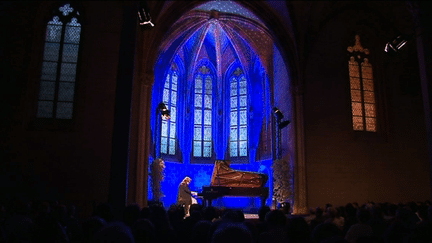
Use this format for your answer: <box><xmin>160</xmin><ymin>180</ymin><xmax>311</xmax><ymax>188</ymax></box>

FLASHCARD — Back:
<box><xmin>157</xmin><ymin>0</ymin><xmax>274</xmax><ymax>80</ymax></box>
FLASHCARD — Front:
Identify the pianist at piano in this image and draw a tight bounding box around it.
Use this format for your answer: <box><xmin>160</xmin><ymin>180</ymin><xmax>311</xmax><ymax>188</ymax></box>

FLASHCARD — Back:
<box><xmin>177</xmin><ymin>176</ymin><xmax>197</xmax><ymax>216</ymax></box>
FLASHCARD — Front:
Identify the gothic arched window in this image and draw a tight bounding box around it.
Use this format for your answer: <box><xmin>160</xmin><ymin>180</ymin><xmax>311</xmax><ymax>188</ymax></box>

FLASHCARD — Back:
<box><xmin>161</xmin><ymin>64</ymin><xmax>178</xmax><ymax>155</ymax></box>
<box><xmin>193</xmin><ymin>65</ymin><xmax>213</xmax><ymax>158</ymax></box>
<box><xmin>229</xmin><ymin>67</ymin><xmax>248</xmax><ymax>157</ymax></box>
<box><xmin>37</xmin><ymin>3</ymin><xmax>81</xmax><ymax>119</ymax></box>
<box><xmin>347</xmin><ymin>35</ymin><xmax>377</xmax><ymax>132</ymax></box>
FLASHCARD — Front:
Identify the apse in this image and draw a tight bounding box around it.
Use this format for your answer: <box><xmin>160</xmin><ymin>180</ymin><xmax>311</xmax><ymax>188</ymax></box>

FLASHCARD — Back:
<box><xmin>149</xmin><ymin>1</ymin><xmax>291</xmax><ymax>210</ymax></box>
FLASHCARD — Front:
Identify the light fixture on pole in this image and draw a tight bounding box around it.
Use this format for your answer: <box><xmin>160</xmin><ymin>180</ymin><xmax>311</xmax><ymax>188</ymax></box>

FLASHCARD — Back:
<box><xmin>154</xmin><ymin>102</ymin><xmax>170</xmax><ymax>159</ymax></box>
<box><xmin>273</xmin><ymin>107</ymin><xmax>290</xmax><ymax>129</ymax></box>
<box><xmin>157</xmin><ymin>102</ymin><xmax>170</xmax><ymax>120</ymax></box>
<box><xmin>273</xmin><ymin>107</ymin><xmax>291</xmax><ymax>160</ymax></box>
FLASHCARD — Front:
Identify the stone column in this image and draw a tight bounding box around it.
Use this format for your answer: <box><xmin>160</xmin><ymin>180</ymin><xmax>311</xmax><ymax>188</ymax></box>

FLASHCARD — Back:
<box><xmin>134</xmin><ymin>74</ymin><xmax>154</xmax><ymax>207</ymax></box>
<box><xmin>108</xmin><ymin>1</ymin><xmax>138</xmax><ymax>220</ymax></box>
<box><xmin>293</xmin><ymin>85</ymin><xmax>308</xmax><ymax>215</ymax></box>
<box><xmin>408</xmin><ymin>1</ymin><xmax>432</xmax><ymax>198</ymax></box>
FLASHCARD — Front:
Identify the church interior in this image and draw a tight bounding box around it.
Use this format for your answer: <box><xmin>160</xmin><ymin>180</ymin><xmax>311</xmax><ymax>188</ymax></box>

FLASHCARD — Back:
<box><xmin>1</xmin><ymin>0</ymin><xmax>432</xmax><ymax>221</ymax></box>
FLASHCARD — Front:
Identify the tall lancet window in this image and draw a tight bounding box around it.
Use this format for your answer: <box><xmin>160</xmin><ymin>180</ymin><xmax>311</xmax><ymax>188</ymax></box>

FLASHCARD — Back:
<box><xmin>193</xmin><ymin>66</ymin><xmax>213</xmax><ymax>158</ymax></box>
<box><xmin>230</xmin><ymin>67</ymin><xmax>248</xmax><ymax>157</ymax></box>
<box><xmin>161</xmin><ymin>64</ymin><xmax>178</xmax><ymax>155</ymax></box>
<box><xmin>347</xmin><ymin>35</ymin><xmax>376</xmax><ymax>132</ymax></box>
<box><xmin>37</xmin><ymin>3</ymin><xmax>81</xmax><ymax>119</ymax></box>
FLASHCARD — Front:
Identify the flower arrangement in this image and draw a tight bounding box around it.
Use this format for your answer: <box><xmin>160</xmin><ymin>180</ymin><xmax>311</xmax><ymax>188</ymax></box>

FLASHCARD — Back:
<box><xmin>272</xmin><ymin>159</ymin><xmax>293</xmax><ymax>205</ymax></box>
<box><xmin>150</xmin><ymin>158</ymin><xmax>165</xmax><ymax>202</ymax></box>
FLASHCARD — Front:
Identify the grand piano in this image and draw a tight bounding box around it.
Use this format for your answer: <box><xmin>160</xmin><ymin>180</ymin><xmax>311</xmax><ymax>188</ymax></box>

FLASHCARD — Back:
<box><xmin>198</xmin><ymin>160</ymin><xmax>269</xmax><ymax>207</ymax></box>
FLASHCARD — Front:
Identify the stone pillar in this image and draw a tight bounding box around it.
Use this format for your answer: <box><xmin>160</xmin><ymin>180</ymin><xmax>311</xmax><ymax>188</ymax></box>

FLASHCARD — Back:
<box><xmin>293</xmin><ymin>85</ymin><xmax>308</xmax><ymax>215</ymax></box>
<box><xmin>408</xmin><ymin>1</ymin><xmax>432</xmax><ymax>199</ymax></box>
<box><xmin>108</xmin><ymin>2</ymin><xmax>138</xmax><ymax>220</ymax></box>
<box><xmin>134</xmin><ymin>74</ymin><xmax>154</xmax><ymax>208</ymax></box>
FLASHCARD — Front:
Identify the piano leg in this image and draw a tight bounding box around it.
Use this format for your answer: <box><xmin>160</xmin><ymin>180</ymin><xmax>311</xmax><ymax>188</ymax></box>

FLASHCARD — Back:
<box><xmin>202</xmin><ymin>197</ymin><xmax>213</xmax><ymax>207</ymax></box>
<box><xmin>260</xmin><ymin>196</ymin><xmax>267</xmax><ymax>207</ymax></box>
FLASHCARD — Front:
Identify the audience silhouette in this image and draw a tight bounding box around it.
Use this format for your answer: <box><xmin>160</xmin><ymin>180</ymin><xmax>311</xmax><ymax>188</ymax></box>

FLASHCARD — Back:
<box><xmin>1</xmin><ymin>197</ymin><xmax>432</xmax><ymax>243</ymax></box>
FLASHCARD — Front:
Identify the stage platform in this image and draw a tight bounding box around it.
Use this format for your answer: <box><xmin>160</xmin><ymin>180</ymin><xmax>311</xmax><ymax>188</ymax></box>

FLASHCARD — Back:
<box><xmin>244</xmin><ymin>213</ymin><xmax>259</xmax><ymax>219</ymax></box>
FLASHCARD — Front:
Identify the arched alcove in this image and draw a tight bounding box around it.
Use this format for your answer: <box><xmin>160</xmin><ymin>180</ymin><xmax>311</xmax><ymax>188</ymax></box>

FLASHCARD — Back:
<box><xmin>139</xmin><ymin>1</ymin><xmax>297</xmax><ymax>210</ymax></box>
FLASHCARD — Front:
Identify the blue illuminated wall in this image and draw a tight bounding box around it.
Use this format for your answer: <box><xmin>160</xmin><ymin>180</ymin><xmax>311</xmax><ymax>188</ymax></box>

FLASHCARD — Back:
<box><xmin>147</xmin><ymin>1</ymin><xmax>293</xmax><ymax>210</ymax></box>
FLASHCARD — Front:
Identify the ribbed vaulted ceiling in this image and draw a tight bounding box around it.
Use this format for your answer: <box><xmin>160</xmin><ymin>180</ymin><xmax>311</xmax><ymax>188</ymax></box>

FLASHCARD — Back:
<box><xmin>158</xmin><ymin>1</ymin><xmax>274</xmax><ymax>80</ymax></box>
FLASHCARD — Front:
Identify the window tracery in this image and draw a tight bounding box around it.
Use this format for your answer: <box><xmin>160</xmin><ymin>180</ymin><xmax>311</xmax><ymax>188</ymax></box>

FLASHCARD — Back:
<box><xmin>348</xmin><ymin>35</ymin><xmax>377</xmax><ymax>132</ymax></box>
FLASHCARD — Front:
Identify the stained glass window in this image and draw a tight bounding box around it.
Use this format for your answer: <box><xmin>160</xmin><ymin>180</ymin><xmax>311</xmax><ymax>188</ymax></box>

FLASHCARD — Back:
<box><xmin>230</xmin><ymin>68</ymin><xmax>248</xmax><ymax>157</ymax></box>
<box><xmin>37</xmin><ymin>4</ymin><xmax>81</xmax><ymax>119</ymax></box>
<box><xmin>193</xmin><ymin>66</ymin><xmax>212</xmax><ymax>157</ymax></box>
<box><xmin>160</xmin><ymin>65</ymin><xmax>178</xmax><ymax>155</ymax></box>
<box><xmin>347</xmin><ymin>35</ymin><xmax>377</xmax><ymax>132</ymax></box>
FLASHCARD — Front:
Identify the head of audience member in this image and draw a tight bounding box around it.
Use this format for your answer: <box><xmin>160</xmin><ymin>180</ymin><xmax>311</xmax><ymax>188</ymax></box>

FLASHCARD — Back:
<box><xmin>311</xmin><ymin>222</ymin><xmax>342</xmax><ymax>243</ymax></box>
<box><xmin>211</xmin><ymin>222</ymin><xmax>253</xmax><ymax>243</ymax></box>
<box><xmin>387</xmin><ymin>203</ymin><xmax>398</xmax><ymax>218</ymax></box>
<box><xmin>344</xmin><ymin>203</ymin><xmax>356</xmax><ymax>219</ymax></box>
<box><xmin>168</xmin><ymin>204</ymin><xmax>185</xmax><ymax>223</ymax></box>
<box><xmin>243</xmin><ymin>220</ymin><xmax>259</xmax><ymax>242</ymax></box>
<box><xmin>395</xmin><ymin>207</ymin><xmax>414</xmax><ymax>226</ymax></box>
<box><xmin>265</xmin><ymin>209</ymin><xmax>287</xmax><ymax>228</ymax></box>
<box><xmin>406</xmin><ymin>201</ymin><xmax>418</xmax><ymax>213</ymax></box>
<box><xmin>369</xmin><ymin>204</ymin><xmax>382</xmax><ymax>217</ymax></box>
<box><xmin>93</xmin><ymin>222</ymin><xmax>135</xmax><ymax>243</ymax></box>
<box><xmin>149</xmin><ymin>204</ymin><xmax>171</xmax><ymax>231</ymax></box>
<box><xmin>191</xmin><ymin>220</ymin><xmax>212</xmax><ymax>243</ymax></box>
<box><xmin>140</xmin><ymin>206</ymin><xmax>150</xmax><ymax>219</ymax></box>
<box><xmin>81</xmin><ymin>216</ymin><xmax>107</xmax><ymax>242</ymax></box>
<box><xmin>287</xmin><ymin>216</ymin><xmax>311</xmax><ymax>243</ymax></box>
<box><xmin>416</xmin><ymin>204</ymin><xmax>428</xmax><ymax>222</ymax></box>
<box><xmin>221</xmin><ymin>209</ymin><xmax>243</xmax><ymax>223</ymax></box>
<box><xmin>123</xmin><ymin>204</ymin><xmax>141</xmax><ymax>227</ymax></box>
<box><xmin>326</xmin><ymin>207</ymin><xmax>338</xmax><ymax>219</ymax></box>
<box><xmin>94</xmin><ymin>202</ymin><xmax>114</xmax><ymax>223</ymax></box>
<box><xmin>131</xmin><ymin>218</ymin><xmax>156</xmax><ymax>243</ymax></box>
<box><xmin>315</xmin><ymin>207</ymin><xmax>324</xmax><ymax>218</ymax></box>
<box><xmin>203</xmin><ymin>206</ymin><xmax>218</xmax><ymax>221</ymax></box>
<box><xmin>336</xmin><ymin>206</ymin><xmax>345</xmax><ymax>218</ymax></box>
<box><xmin>356</xmin><ymin>207</ymin><xmax>371</xmax><ymax>224</ymax></box>
<box><xmin>258</xmin><ymin>206</ymin><xmax>271</xmax><ymax>222</ymax></box>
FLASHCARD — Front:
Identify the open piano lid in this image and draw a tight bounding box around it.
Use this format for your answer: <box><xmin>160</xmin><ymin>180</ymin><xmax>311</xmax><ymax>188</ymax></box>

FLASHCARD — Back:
<box><xmin>210</xmin><ymin>160</ymin><xmax>268</xmax><ymax>188</ymax></box>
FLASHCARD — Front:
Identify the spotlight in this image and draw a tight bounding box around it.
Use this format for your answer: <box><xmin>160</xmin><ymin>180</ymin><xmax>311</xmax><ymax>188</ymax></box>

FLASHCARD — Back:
<box><xmin>138</xmin><ymin>1</ymin><xmax>154</xmax><ymax>27</ymax></box>
<box><xmin>158</xmin><ymin>102</ymin><xmax>170</xmax><ymax>120</ymax></box>
<box><xmin>273</xmin><ymin>107</ymin><xmax>284</xmax><ymax>120</ymax></box>
<box><xmin>273</xmin><ymin>107</ymin><xmax>290</xmax><ymax>129</ymax></box>
<box><xmin>278</xmin><ymin>120</ymin><xmax>291</xmax><ymax>129</ymax></box>
<box><xmin>384</xmin><ymin>34</ymin><xmax>412</xmax><ymax>54</ymax></box>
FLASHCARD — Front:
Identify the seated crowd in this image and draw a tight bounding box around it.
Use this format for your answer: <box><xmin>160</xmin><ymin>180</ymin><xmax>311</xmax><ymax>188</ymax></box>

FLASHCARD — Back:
<box><xmin>1</xmin><ymin>198</ymin><xmax>432</xmax><ymax>243</ymax></box>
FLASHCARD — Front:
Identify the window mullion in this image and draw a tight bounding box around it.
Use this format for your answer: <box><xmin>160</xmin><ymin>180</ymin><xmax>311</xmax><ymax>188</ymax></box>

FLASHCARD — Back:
<box><xmin>358</xmin><ymin>59</ymin><xmax>366</xmax><ymax>131</ymax></box>
<box><xmin>237</xmin><ymin>79</ymin><xmax>240</xmax><ymax>155</ymax></box>
<box><xmin>53</xmin><ymin>20</ymin><xmax>67</xmax><ymax>119</ymax></box>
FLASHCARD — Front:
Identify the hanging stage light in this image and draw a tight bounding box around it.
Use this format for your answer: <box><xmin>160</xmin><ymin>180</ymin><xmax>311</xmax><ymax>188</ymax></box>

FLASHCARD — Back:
<box><xmin>384</xmin><ymin>34</ymin><xmax>412</xmax><ymax>55</ymax></box>
<box><xmin>138</xmin><ymin>1</ymin><xmax>154</xmax><ymax>27</ymax></box>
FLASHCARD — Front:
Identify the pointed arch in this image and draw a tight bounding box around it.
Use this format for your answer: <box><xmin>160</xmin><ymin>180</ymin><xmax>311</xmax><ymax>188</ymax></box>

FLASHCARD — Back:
<box><xmin>37</xmin><ymin>3</ymin><xmax>82</xmax><ymax>119</ymax></box>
